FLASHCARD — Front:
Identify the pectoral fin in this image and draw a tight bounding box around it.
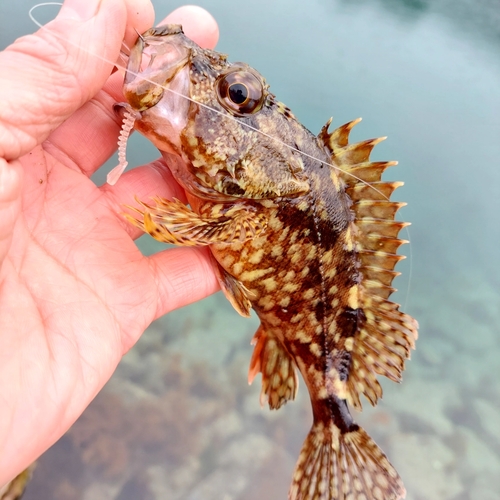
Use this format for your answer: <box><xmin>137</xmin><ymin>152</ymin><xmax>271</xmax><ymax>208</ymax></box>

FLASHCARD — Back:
<box><xmin>125</xmin><ymin>197</ymin><xmax>267</xmax><ymax>246</ymax></box>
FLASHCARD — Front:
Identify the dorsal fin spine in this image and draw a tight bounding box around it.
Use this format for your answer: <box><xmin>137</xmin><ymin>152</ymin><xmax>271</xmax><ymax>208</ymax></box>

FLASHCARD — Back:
<box><xmin>320</xmin><ymin>118</ymin><xmax>418</xmax><ymax>410</ymax></box>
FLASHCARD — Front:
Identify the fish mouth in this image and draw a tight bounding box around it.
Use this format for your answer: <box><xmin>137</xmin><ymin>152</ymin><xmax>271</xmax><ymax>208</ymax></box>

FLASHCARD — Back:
<box><xmin>123</xmin><ymin>25</ymin><xmax>191</xmax><ymax>112</ymax></box>
<box><xmin>121</xmin><ymin>25</ymin><xmax>193</xmax><ymax>155</ymax></box>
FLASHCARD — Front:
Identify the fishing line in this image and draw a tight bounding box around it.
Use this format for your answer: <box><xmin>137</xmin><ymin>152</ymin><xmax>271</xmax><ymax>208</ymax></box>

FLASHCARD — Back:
<box><xmin>28</xmin><ymin>2</ymin><xmax>413</xmax><ymax>306</ymax></box>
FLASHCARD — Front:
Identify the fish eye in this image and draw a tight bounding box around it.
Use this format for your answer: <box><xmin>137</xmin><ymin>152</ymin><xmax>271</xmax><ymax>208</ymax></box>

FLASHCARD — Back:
<box><xmin>216</xmin><ymin>70</ymin><xmax>265</xmax><ymax>116</ymax></box>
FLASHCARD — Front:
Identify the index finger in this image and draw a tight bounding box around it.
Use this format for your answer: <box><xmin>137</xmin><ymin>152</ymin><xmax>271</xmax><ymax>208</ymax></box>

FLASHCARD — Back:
<box><xmin>0</xmin><ymin>0</ymin><xmax>155</xmax><ymax>161</ymax></box>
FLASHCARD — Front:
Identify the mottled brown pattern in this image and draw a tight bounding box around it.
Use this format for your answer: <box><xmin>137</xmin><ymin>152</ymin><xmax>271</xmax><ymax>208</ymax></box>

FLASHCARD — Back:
<box><xmin>121</xmin><ymin>25</ymin><xmax>418</xmax><ymax>500</ymax></box>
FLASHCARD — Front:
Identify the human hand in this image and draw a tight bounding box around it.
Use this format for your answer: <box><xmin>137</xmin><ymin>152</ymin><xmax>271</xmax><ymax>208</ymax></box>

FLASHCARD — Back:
<box><xmin>0</xmin><ymin>0</ymin><xmax>219</xmax><ymax>485</ymax></box>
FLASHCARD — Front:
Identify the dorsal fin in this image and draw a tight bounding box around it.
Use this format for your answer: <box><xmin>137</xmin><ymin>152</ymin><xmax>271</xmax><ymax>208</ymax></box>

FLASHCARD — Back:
<box><xmin>319</xmin><ymin>118</ymin><xmax>419</xmax><ymax>410</ymax></box>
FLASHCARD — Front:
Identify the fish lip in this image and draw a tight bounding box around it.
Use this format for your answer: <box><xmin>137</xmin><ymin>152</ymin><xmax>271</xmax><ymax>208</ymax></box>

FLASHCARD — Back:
<box><xmin>123</xmin><ymin>25</ymin><xmax>191</xmax><ymax>112</ymax></box>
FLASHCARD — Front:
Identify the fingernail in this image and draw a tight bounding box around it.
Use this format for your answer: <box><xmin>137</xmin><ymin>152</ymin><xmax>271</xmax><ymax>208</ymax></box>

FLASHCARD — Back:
<box><xmin>58</xmin><ymin>0</ymin><xmax>102</xmax><ymax>22</ymax></box>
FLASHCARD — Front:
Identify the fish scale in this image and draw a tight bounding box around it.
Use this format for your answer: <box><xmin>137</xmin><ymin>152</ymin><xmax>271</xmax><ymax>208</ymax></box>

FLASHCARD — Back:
<box><xmin>120</xmin><ymin>24</ymin><xmax>418</xmax><ymax>500</ymax></box>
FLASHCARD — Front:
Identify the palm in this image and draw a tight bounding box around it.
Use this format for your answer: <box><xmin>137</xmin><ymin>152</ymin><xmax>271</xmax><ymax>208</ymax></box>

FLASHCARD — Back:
<box><xmin>16</xmin><ymin>140</ymin><xmax>156</xmax><ymax>356</ymax></box>
<box><xmin>3</xmin><ymin>143</ymin><xmax>139</xmax><ymax>412</ymax></box>
<box><xmin>12</xmin><ymin>139</ymin><xmax>155</xmax><ymax>377</ymax></box>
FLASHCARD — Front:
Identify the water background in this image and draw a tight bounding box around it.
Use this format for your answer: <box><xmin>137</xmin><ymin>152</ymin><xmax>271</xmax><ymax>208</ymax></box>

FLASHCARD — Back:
<box><xmin>1</xmin><ymin>0</ymin><xmax>500</xmax><ymax>499</ymax></box>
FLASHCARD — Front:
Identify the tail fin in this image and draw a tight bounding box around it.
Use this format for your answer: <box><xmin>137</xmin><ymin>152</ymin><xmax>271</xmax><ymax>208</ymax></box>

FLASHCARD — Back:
<box><xmin>289</xmin><ymin>422</ymin><xmax>405</xmax><ymax>500</ymax></box>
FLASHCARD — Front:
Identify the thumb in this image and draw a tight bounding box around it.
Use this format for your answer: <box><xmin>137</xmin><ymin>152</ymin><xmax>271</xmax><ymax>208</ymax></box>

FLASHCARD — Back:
<box><xmin>0</xmin><ymin>0</ymin><xmax>153</xmax><ymax>161</ymax></box>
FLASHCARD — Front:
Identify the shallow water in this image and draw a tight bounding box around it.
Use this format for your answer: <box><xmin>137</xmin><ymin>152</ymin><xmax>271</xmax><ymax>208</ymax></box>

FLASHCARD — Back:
<box><xmin>2</xmin><ymin>0</ymin><xmax>500</xmax><ymax>499</ymax></box>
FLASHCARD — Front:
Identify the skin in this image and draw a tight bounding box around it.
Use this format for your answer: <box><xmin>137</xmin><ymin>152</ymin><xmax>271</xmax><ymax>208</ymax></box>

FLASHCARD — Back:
<box><xmin>0</xmin><ymin>0</ymin><xmax>219</xmax><ymax>485</ymax></box>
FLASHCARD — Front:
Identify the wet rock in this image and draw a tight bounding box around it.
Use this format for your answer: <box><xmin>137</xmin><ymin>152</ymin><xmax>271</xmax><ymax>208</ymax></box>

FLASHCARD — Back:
<box><xmin>417</xmin><ymin>335</ymin><xmax>456</xmax><ymax>368</ymax></box>
<box><xmin>168</xmin><ymin>294</ymin><xmax>258</xmax><ymax>370</ymax></box>
<box><xmin>469</xmin><ymin>471</ymin><xmax>500</xmax><ymax>500</ymax></box>
<box><xmin>455</xmin><ymin>426</ymin><xmax>500</xmax><ymax>476</ymax></box>
<box><xmin>427</xmin><ymin>287</ymin><xmax>499</xmax><ymax>355</ymax></box>
<box><xmin>185</xmin><ymin>434</ymin><xmax>274</xmax><ymax>500</ymax></box>
<box><xmin>473</xmin><ymin>397</ymin><xmax>500</xmax><ymax>441</ymax></box>
<box><xmin>82</xmin><ymin>482</ymin><xmax>119</xmax><ymax>500</ymax></box>
<box><xmin>147</xmin><ymin>463</ymin><xmax>191</xmax><ymax>500</ymax></box>
<box><xmin>115</xmin><ymin>473</ymin><xmax>155</xmax><ymax>500</ymax></box>
<box><xmin>210</xmin><ymin>412</ymin><xmax>244</xmax><ymax>441</ymax></box>
<box><xmin>389</xmin><ymin>433</ymin><xmax>463</xmax><ymax>499</ymax></box>
<box><xmin>387</xmin><ymin>376</ymin><xmax>459</xmax><ymax>435</ymax></box>
<box><xmin>238</xmin><ymin>448</ymin><xmax>295</xmax><ymax>500</ymax></box>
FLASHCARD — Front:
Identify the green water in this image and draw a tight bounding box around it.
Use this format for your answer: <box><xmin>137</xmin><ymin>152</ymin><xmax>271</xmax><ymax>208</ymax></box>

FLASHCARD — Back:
<box><xmin>2</xmin><ymin>1</ymin><xmax>500</xmax><ymax>499</ymax></box>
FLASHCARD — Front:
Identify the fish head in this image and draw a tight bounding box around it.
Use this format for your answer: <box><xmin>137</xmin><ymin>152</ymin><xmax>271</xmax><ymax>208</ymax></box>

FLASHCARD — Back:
<box><xmin>123</xmin><ymin>24</ymin><xmax>309</xmax><ymax>200</ymax></box>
